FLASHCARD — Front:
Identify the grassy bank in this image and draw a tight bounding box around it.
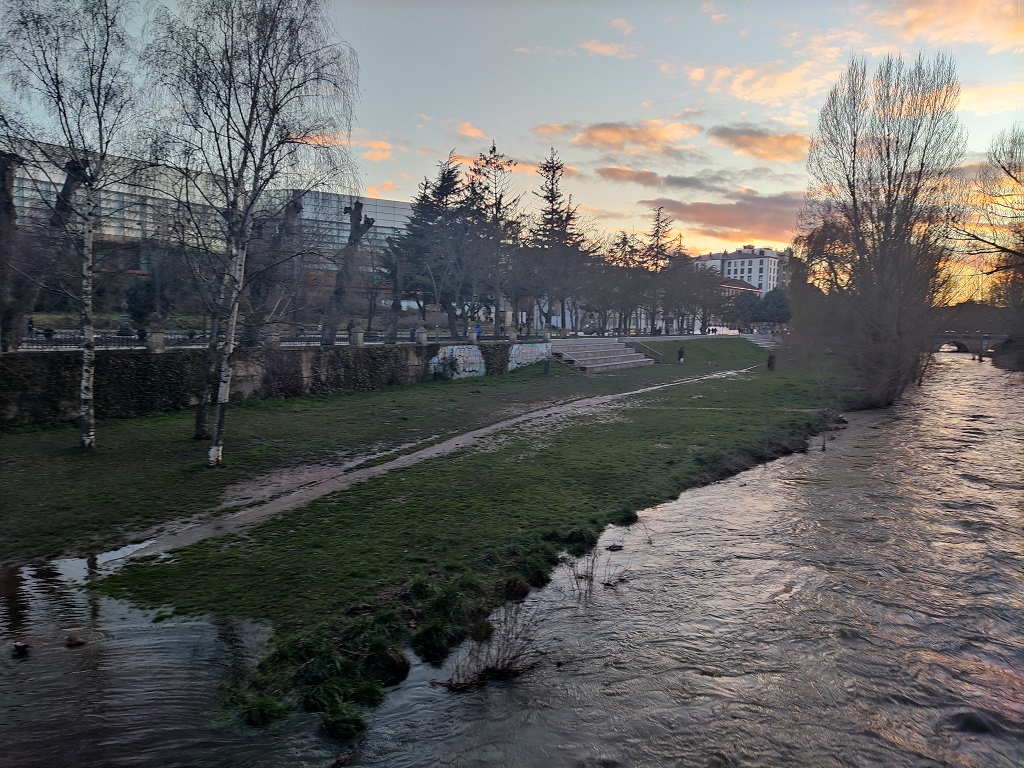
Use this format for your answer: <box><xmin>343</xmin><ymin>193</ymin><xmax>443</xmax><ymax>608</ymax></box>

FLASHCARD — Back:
<box><xmin>72</xmin><ymin>338</ymin><xmax>855</xmax><ymax>738</ymax></box>
<box><xmin>2</xmin><ymin>337</ymin><xmax>787</xmax><ymax>563</ymax></box>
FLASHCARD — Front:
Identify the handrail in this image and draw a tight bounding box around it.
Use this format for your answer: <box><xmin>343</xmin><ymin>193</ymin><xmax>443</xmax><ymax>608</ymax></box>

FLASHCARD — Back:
<box><xmin>626</xmin><ymin>340</ymin><xmax>665</xmax><ymax>363</ymax></box>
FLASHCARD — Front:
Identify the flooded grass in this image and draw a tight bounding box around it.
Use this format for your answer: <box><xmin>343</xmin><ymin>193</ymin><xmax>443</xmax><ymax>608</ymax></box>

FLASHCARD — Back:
<box><xmin>4</xmin><ymin>338</ymin><xmax>854</xmax><ymax>739</ymax></box>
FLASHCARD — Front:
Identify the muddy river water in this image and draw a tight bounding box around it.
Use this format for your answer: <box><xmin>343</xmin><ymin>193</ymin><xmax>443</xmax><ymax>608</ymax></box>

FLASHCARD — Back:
<box><xmin>2</xmin><ymin>355</ymin><xmax>1022</xmax><ymax>767</ymax></box>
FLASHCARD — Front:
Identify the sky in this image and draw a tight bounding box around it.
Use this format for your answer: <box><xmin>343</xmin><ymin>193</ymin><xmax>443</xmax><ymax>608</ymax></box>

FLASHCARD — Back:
<box><xmin>329</xmin><ymin>0</ymin><xmax>1022</xmax><ymax>256</ymax></box>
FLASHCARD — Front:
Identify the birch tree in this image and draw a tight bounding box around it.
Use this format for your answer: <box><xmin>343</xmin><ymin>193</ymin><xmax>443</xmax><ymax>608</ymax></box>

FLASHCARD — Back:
<box><xmin>154</xmin><ymin>0</ymin><xmax>358</xmax><ymax>465</ymax></box>
<box><xmin>800</xmin><ymin>53</ymin><xmax>966</xmax><ymax>406</ymax></box>
<box><xmin>0</xmin><ymin>0</ymin><xmax>143</xmax><ymax>447</ymax></box>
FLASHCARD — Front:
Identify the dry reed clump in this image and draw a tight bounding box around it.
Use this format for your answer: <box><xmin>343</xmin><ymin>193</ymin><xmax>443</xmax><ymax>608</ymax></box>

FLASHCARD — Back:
<box><xmin>431</xmin><ymin>600</ymin><xmax>544</xmax><ymax>691</ymax></box>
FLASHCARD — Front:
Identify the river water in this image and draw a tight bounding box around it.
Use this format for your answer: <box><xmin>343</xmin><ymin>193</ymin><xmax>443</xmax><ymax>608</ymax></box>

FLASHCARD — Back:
<box><xmin>353</xmin><ymin>355</ymin><xmax>1023</xmax><ymax>768</ymax></box>
<box><xmin>1</xmin><ymin>354</ymin><xmax>1021</xmax><ymax>767</ymax></box>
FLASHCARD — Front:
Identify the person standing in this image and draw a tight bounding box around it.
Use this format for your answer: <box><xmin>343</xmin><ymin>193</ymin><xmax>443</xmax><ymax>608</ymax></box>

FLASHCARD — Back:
<box><xmin>677</xmin><ymin>344</ymin><xmax>685</xmax><ymax>364</ymax></box>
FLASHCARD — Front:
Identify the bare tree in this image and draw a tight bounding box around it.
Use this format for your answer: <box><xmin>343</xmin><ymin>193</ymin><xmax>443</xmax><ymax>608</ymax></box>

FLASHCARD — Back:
<box><xmin>799</xmin><ymin>53</ymin><xmax>966</xmax><ymax>406</ymax></box>
<box><xmin>153</xmin><ymin>0</ymin><xmax>358</xmax><ymax>465</ymax></box>
<box><xmin>954</xmin><ymin>124</ymin><xmax>1024</xmax><ymax>277</ymax></box>
<box><xmin>0</xmin><ymin>0</ymin><xmax>144</xmax><ymax>447</ymax></box>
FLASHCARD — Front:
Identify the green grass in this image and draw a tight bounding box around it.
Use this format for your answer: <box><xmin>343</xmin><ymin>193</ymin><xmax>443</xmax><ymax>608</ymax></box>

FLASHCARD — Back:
<box><xmin>96</xmin><ymin>369</ymin><xmax>834</xmax><ymax>626</ymax></box>
<box><xmin>1</xmin><ymin>337</ymin><xmax>777</xmax><ymax>563</ymax></box>
<box><xmin>4</xmin><ymin>337</ymin><xmax>854</xmax><ymax>738</ymax></box>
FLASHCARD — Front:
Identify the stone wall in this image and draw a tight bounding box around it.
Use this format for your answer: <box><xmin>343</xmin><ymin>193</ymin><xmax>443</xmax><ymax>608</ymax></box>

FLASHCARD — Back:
<box><xmin>0</xmin><ymin>340</ymin><xmax>545</xmax><ymax>429</ymax></box>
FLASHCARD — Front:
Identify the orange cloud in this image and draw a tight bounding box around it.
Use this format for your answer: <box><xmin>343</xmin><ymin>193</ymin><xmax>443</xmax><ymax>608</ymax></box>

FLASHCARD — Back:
<box><xmin>959</xmin><ymin>82</ymin><xmax>1023</xmax><ymax>116</ymax></box>
<box><xmin>610</xmin><ymin>18</ymin><xmax>635</xmax><ymax>36</ymax></box>
<box><xmin>362</xmin><ymin>139</ymin><xmax>393</xmax><ymax>162</ymax></box>
<box><xmin>867</xmin><ymin>0</ymin><xmax>1023</xmax><ymax>54</ymax></box>
<box><xmin>641</xmin><ymin>190</ymin><xmax>803</xmax><ymax>243</ymax></box>
<box><xmin>578</xmin><ymin>40</ymin><xmax>639</xmax><ymax>59</ymax></box>
<box><xmin>458</xmin><ymin>122</ymin><xmax>486</xmax><ymax>139</ymax></box>
<box><xmin>707</xmin><ymin>124</ymin><xmax>808</xmax><ymax>163</ymax></box>
<box><xmin>534</xmin><ymin>123</ymin><xmax>572</xmax><ymax>137</ymax></box>
<box><xmin>571</xmin><ymin>120</ymin><xmax>702</xmax><ymax>154</ymax></box>
<box><xmin>689</xmin><ymin>67</ymin><xmax>706</xmax><ymax>83</ymax></box>
<box><xmin>300</xmin><ymin>133</ymin><xmax>352</xmax><ymax>147</ymax></box>
<box><xmin>706</xmin><ymin>32</ymin><xmax>862</xmax><ymax>108</ymax></box>
<box><xmin>367</xmin><ymin>180</ymin><xmax>399</xmax><ymax>197</ymax></box>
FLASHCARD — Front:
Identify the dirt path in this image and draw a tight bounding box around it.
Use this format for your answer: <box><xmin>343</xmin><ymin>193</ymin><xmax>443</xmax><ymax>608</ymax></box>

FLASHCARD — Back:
<box><xmin>116</xmin><ymin>369</ymin><xmax>750</xmax><ymax>563</ymax></box>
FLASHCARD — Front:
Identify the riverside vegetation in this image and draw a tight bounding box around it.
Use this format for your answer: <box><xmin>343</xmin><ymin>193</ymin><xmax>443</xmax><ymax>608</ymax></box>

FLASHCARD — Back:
<box><xmin>3</xmin><ymin>338</ymin><xmax>856</xmax><ymax>739</ymax></box>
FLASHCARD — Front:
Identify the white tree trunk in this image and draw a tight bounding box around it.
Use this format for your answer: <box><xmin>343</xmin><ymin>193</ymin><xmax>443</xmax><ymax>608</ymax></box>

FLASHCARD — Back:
<box><xmin>208</xmin><ymin>242</ymin><xmax>246</xmax><ymax>466</ymax></box>
<box><xmin>79</xmin><ymin>196</ymin><xmax>96</xmax><ymax>448</ymax></box>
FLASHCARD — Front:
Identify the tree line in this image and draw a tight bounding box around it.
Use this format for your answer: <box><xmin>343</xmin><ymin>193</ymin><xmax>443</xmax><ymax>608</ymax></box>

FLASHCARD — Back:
<box><xmin>795</xmin><ymin>53</ymin><xmax>1023</xmax><ymax>407</ymax></box>
<box><xmin>383</xmin><ymin>145</ymin><xmax>740</xmax><ymax>342</ymax></box>
<box><xmin>3</xmin><ymin>1</ymin><xmax>1018</xmax><ymax>459</ymax></box>
<box><xmin>0</xmin><ymin>0</ymin><xmax>745</xmax><ymax>464</ymax></box>
<box><xmin>0</xmin><ymin>0</ymin><xmax>359</xmax><ymax>462</ymax></box>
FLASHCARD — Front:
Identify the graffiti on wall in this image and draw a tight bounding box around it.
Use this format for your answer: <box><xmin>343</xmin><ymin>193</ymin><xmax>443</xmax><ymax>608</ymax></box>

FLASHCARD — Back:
<box><xmin>429</xmin><ymin>345</ymin><xmax>485</xmax><ymax>378</ymax></box>
<box><xmin>510</xmin><ymin>343</ymin><xmax>550</xmax><ymax>370</ymax></box>
<box><xmin>428</xmin><ymin>342</ymin><xmax>550</xmax><ymax>378</ymax></box>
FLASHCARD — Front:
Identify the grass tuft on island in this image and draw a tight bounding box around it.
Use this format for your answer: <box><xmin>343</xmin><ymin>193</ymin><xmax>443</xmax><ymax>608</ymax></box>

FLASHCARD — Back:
<box><xmin>72</xmin><ymin>338</ymin><xmax>856</xmax><ymax>739</ymax></box>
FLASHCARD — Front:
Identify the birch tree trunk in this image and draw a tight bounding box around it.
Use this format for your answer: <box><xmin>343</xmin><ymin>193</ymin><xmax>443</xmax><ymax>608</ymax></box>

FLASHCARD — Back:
<box><xmin>208</xmin><ymin>241</ymin><xmax>245</xmax><ymax>466</ymax></box>
<box><xmin>79</xmin><ymin>190</ymin><xmax>96</xmax><ymax>448</ymax></box>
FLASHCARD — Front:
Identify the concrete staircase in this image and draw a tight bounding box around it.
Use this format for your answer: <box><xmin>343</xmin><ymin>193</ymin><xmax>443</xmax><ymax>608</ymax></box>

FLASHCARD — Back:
<box><xmin>551</xmin><ymin>337</ymin><xmax>656</xmax><ymax>373</ymax></box>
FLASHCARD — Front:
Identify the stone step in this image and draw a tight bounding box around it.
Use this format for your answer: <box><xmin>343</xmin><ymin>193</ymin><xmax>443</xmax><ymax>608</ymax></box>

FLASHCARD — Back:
<box><xmin>551</xmin><ymin>337</ymin><xmax>655</xmax><ymax>373</ymax></box>
<box><xmin>578</xmin><ymin>358</ymin><xmax>656</xmax><ymax>373</ymax></box>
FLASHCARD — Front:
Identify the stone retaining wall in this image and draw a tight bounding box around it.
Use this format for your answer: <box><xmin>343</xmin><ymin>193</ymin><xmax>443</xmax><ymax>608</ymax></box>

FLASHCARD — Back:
<box><xmin>0</xmin><ymin>341</ymin><xmax>547</xmax><ymax>429</ymax></box>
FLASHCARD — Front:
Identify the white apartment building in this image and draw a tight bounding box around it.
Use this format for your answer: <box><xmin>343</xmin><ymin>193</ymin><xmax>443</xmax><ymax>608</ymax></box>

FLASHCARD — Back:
<box><xmin>694</xmin><ymin>244</ymin><xmax>791</xmax><ymax>297</ymax></box>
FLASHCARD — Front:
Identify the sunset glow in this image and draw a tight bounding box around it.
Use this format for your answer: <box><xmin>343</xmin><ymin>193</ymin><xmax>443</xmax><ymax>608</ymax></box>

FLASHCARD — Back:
<box><xmin>332</xmin><ymin>1</ymin><xmax>1020</xmax><ymax>256</ymax></box>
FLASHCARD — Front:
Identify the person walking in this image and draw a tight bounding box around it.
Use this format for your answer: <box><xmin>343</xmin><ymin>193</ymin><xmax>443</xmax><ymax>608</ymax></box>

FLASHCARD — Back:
<box><xmin>767</xmin><ymin>353</ymin><xmax>776</xmax><ymax>371</ymax></box>
<box><xmin>677</xmin><ymin>344</ymin><xmax>685</xmax><ymax>364</ymax></box>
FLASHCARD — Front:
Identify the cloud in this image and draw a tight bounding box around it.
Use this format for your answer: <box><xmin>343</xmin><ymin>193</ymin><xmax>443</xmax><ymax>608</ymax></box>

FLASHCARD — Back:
<box><xmin>300</xmin><ymin>133</ymin><xmax>352</xmax><ymax>147</ymax></box>
<box><xmin>595</xmin><ymin>165</ymin><xmax>801</xmax><ymax>195</ymax></box>
<box><xmin>689</xmin><ymin>67</ymin><xmax>706</xmax><ymax>83</ymax></box>
<box><xmin>610</xmin><ymin>18</ymin><xmax>634</xmax><ymax>36</ymax></box>
<box><xmin>705</xmin><ymin>31</ymin><xmax>863</xmax><ymax>108</ymax></box>
<box><xmin>640</xmin><ymin>190</ymin><xmax>803</xmax><ymax>243</ymax></box>
<box><xmin>596</xmin><ymin>166</ymin><xmax>663</xmax><ymax>187</ymax></box>
<box><xmin>959</xmin><ymin>82</ymin><xmax>1024</xmax><ymax>116</ymax></box>
<box><xmin>447</xmin><ymin>152</ymin><xmax>573</xmax><ymax>179</ymax></box>
<box><xmin>700</xmin><ymin>1</ymin><xmax>732</xmax><ymax>24</ymax></box>
<box><xmin>578</xmin><ymin>39</ymin><xmax>639</xmax><ymax>59</ymax></box>
<box><xmin>707</xmin><ymin>124</ymin><xmax>808</xmax><ymax>162</ymax></box>
<box><xmin>534</xmin><ymin>123</ymin><xmax>573</xmax><ymax>137</ymax></box>
<box><xmin>571</xmin><ymin>119</ymin><xmax>702</xmax><ymax>154</ymax></box>
<box><xmin>458</xmin><ymin>122</ymin><xmax>487</xmax><ymax>139</ymax></box>
<box><xmin>866</xmin><ymin>0</ymin><xmax>1024</xmax><ymax>54</ymax></box>
<box><xmin>578</xmin><ymin>203</ymin><xmax>633</xmax><ymax>222</ymax></box>
<box><xmin>367</xmin><ymin>180</ymin><xmax>399</xmax><ymax>197</ymax></box>
<box><xmin>361</xmin><ymin>139</ymin><xmax>393</xmax><ymax>162</ymax></box>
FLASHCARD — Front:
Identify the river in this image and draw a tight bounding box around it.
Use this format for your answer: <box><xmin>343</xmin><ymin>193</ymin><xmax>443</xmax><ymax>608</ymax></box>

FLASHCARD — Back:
<box><xmin>2</xmin><ymin>354</ymin><xmax>1021</xmax><ymax>767</ymax></box>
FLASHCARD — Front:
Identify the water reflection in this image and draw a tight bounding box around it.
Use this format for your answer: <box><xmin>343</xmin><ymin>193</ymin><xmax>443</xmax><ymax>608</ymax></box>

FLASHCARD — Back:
<box><xmin>1</xmin><ymin>356</ymin><xmax>1019</xmax><ymax>767</ymax></box>
<box><xmin>355</xmin><ymin>356</ymin><xmax>1023</xmax><ymax>767</ymax></box>
<box><xmin>0</xmin><ymin>559</ymin><xmax>336</xmax><ymax>768</ymax></box>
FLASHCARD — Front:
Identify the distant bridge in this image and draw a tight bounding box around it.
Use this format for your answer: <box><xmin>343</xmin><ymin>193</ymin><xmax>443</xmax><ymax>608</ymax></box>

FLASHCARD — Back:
<box><xmin>932</xmin><ymin>330</ymin><xmax>1012</xmax><ymax>355</ymax></box>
